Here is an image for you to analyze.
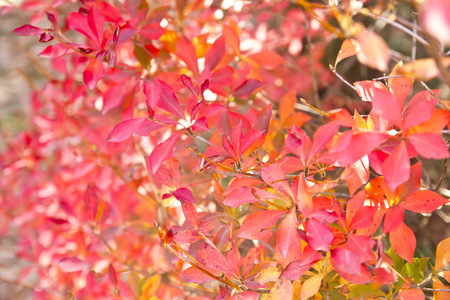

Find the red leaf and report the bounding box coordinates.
[277,208,301,260]
[408,133,450,159]
[176,38,199,78]
[390,222,416,263]
[223,186,260,208]
[205,35,225,71]
[180,200,199,229]
[372,87,402,127]
[356,30,390,72]
[108,117,147,143]
[305,219,333,251]
[348,206,378,231]
[383,205,405,233]
[225,242,241,277]
[347,234,375,262]
[372,267,398,285]
[83,59,105,90]
[382,141,410,190]
[148,132,181,174]
[241,130,264,160]
[401,190,449,213]
[12,24,44,36]
[59,257,90,273]
[389,68,413,108]
[38,44,75,58]
[331,248,361,276]
[248,50,285,70]
[180,266,214,283]
[198,246,234,277]
[173,188,196,204]
[238,210,287,240]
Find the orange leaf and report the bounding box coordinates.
[280,91,296,125]
[397,57,450,81]
[248,50,285,70]
[335,39,359,67]
[434,270,450,299]
[436,237,450,270]
[390,222,416,264]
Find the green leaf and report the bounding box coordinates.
[405,257,429,283]
[134,45,150,69]
[347,284,386,298]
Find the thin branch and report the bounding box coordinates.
[360,9,429,47]
[329,65,357,91]
[434,158,448,191]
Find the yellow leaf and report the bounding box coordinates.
[254,267,281,285]
[300,273,324,300]
[433,270,450,300]
[141,274,161,297]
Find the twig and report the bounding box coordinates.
[360,9,429,47]
[435,158,448,191]
[329,65,357,91]
[424,35,450,89]
[419,81,449,111]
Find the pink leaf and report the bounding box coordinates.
[108,264,118,288]
[140,23,164,40]
[84,186,99,222]
[108,117,147,143]
[401,190,449,213]
[353,80,388,102]
[382,141,410,190]
[277,208,301,260]
[309,122,339,162]
[176,38,199,78]
[347,234,375,262]
[205,35,225,71]
[87,6,104,46]
[58,257,90,273]
[305,219,333,251]
[390,222,416,264]
[223,186,260,208]
[83,59,105,90]
[281,247,322,280]
[331,248,361,276]
[408,133,450,159]
[173,229,202,244]
[372,87,402,127]
[356,30,390,72]
[66,12,98,47]
[181,266,215,284]
[12,24,44,36]
[233,79,263,98]
[261,164,294,199]
[238,291,259,300]
[242,248,259,278]
[180,200,198,229]
[421,0,450,45]
[38,44,75,58]
[148,132,181,174]
[173,188,196,204]
[143,81,161,110]
[238,210,287,240]
[155,79,185,119]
